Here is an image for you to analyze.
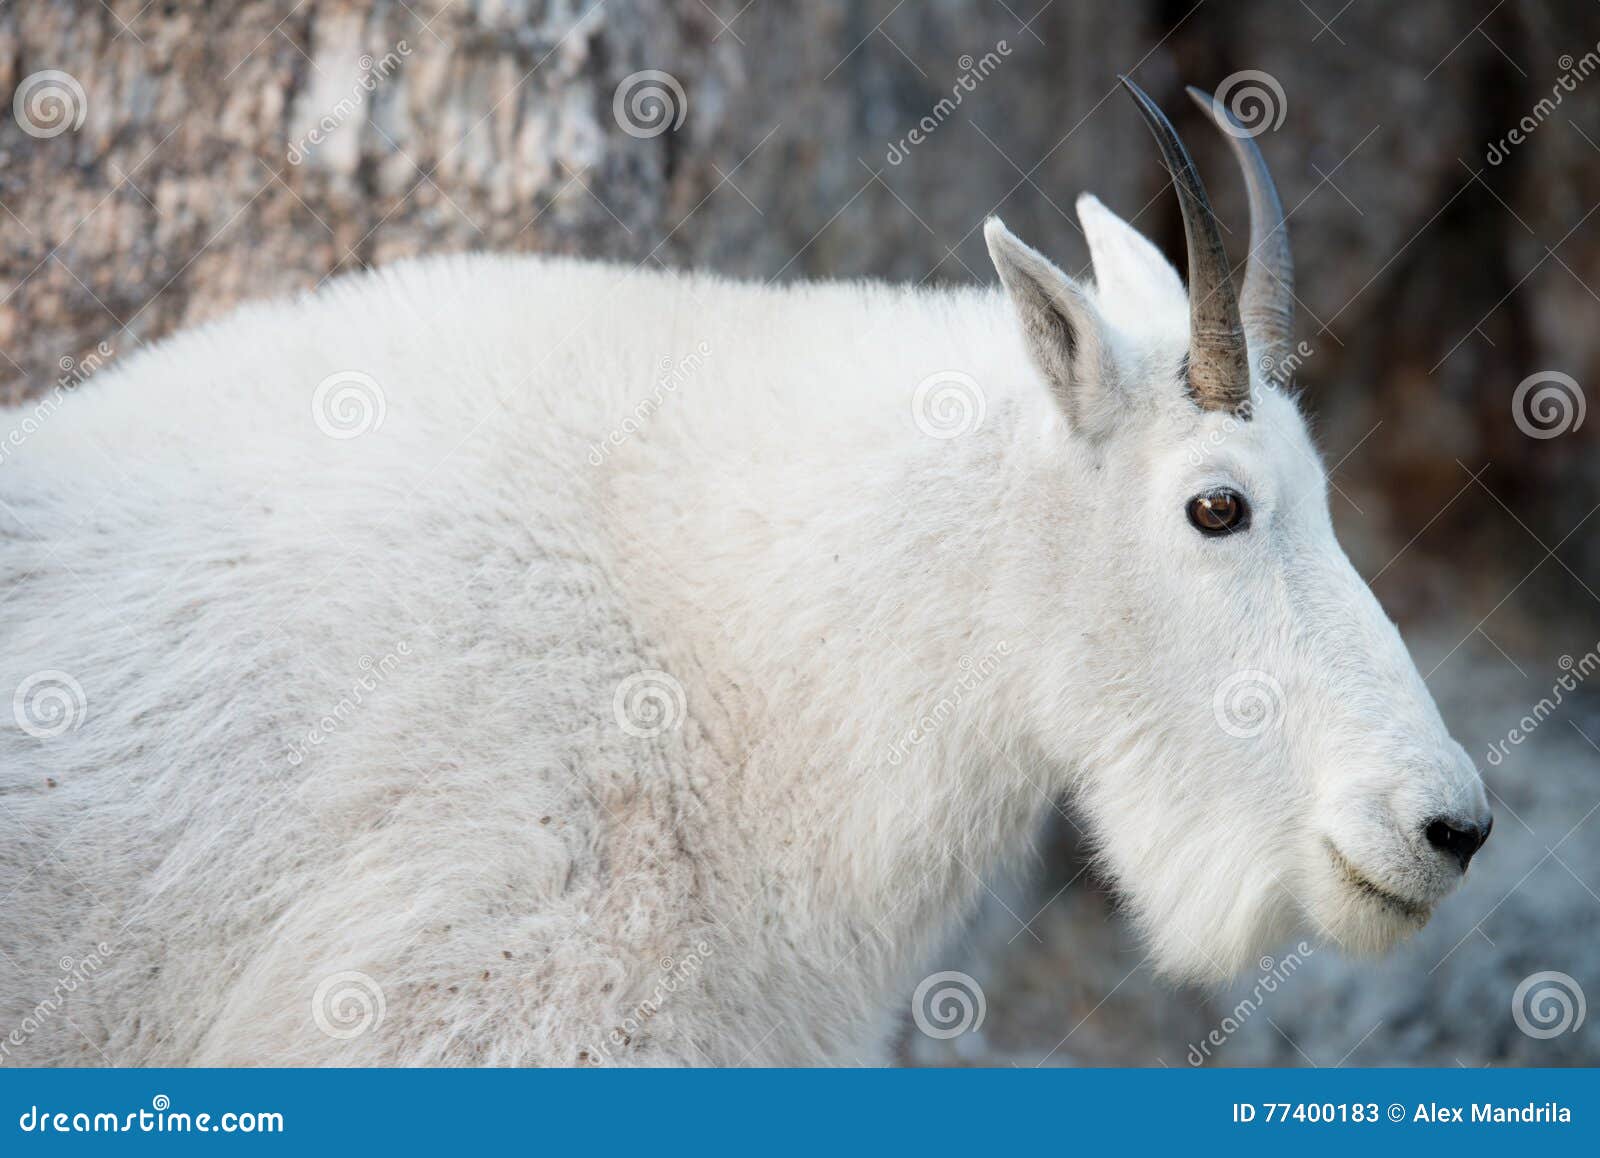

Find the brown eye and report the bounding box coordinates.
[1187,489,1249,536]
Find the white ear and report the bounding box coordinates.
[1075,193,1188,334]
[984,216,1119,437]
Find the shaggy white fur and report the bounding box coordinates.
[0,195,1486,1066]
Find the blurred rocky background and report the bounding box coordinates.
[2,0,1595,1065]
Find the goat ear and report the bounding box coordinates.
[1075,193,1187,333]
[984,217,1116,435]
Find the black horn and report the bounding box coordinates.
[1118,76,1250,414]
[1186,85,1294,383]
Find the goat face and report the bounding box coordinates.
[982,81,1490,981]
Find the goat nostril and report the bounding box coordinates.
[1424,816,1491,872]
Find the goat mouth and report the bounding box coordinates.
[1324,841,1431,922]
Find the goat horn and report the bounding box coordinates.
[1118,76,1250,414]
[1186,85,1294,384]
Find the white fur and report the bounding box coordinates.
[0,198,1487,1066]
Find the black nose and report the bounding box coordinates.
[1424,815,1492,871]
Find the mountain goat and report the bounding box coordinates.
[0,81,1489,1066]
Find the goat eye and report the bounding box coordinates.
[1187,489,1249,536]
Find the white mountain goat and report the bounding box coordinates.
[0,81,1489,1066]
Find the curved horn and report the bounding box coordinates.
[1118,76,1249,413]
[1186,85,1294,381]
